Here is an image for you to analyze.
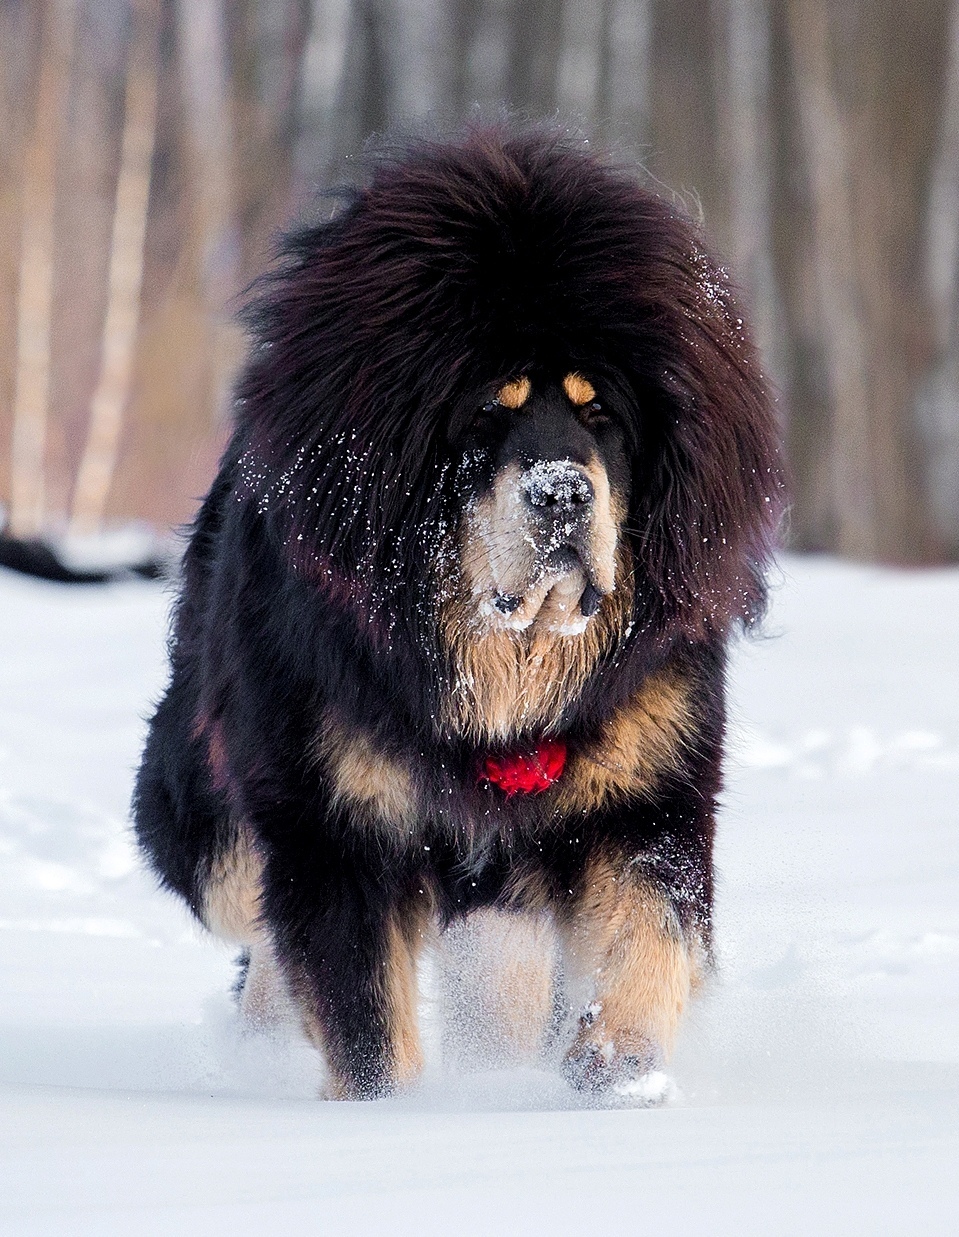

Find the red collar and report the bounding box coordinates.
[480,739,567,796]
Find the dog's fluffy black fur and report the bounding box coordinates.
[134,123,783,1100]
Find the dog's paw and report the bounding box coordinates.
[563,1042,676,1106]
[562,1011,675,1106]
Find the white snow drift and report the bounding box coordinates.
[0,555,956,1235]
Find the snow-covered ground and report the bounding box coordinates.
[0,556,956,1235]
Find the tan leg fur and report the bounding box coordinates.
[558,855,703,1089]
[382,908,430,1088]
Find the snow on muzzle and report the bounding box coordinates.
[463,458,620,634]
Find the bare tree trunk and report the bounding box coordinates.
[851,120,933,563]
[230,0,310,280]
[712,0,782,383]
[68,0,159,536]
[45,6,129,527]
[0,4,38,513]
[175,0,242,424]
[648,0,724,233]
[454,0,510,113]
[447,0,483,114]
[920,0,959,551]
[9,0,76,537]
[319,0,395,181]
[390,0,454,122]
[603,0,653,148]
[785,0,877,559]
[507,0,564,116]
[926,0,959,355]
[557,0,608,121]
[297,0,352,187]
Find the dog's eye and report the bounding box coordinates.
[469,401,500,434]
[579,401,611,428]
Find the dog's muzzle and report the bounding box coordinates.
[488,461,601,620]
[466,457,616,634]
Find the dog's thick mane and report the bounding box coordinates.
[234,121,784,653]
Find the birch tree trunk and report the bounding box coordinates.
[230,0,310,281]
[557,0,608,122]
[297,0,353,186]
[390,0,454,122]
[0,4,37,516]
[785,0,877,559]
[786,0,935,561]
[712,0,782,382]
[447,0,483,114]
[175,0,242,424]
[603,0,653,148]
[920,0,959,552]
[9,0,76,537]
[648,0,724,233]
[319,0,394,180]
[508,0,564,116]
[926,0,959,353]
[69,0,159,536]
[452,0,510,113]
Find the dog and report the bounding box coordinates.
[134,123,783,1101]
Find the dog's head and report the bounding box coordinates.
[236,123,784,735]
[433,365,638,741]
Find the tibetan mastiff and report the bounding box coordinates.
[134,123,783,1101]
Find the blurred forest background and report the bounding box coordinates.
[2,0,959,562]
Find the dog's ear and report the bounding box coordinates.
[629,244,785,638]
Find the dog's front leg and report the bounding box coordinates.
[557,853,704,1101]
[271,873,429,1101]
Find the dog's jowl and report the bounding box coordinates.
[134,123,783,1101]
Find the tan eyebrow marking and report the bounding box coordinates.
[563,373,596,406]
[496,376,532,409]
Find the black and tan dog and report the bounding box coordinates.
[134,123,783,1101]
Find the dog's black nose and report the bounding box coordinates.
[521,461,593,514]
